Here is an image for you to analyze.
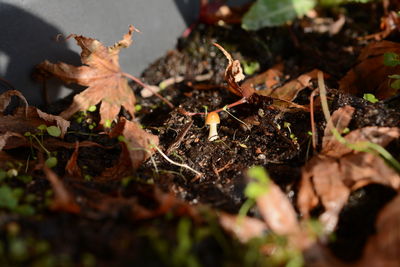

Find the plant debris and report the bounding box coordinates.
[1,1,400,266]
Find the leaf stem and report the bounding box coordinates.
[122,72,174,109]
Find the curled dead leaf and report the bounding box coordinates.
[110,118,159,170]
[42,163,80,213]
[36,26,138,126]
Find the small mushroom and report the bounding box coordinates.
[205,112,220,141]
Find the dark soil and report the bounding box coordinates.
[1,2,400,266]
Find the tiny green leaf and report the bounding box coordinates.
[0,186,18,209]
[363,93,379,103]
[135,104,142,112]
[46,126,61,137]
[245,166,270,199]
[45,157,58,168]
[242,0,316,30]
[388,74,400,79]
[37,124,47,131]
[391,79,400,90]
[243,61,260,75]
[88,105,97,112]
[383,52,400,67]
[104,119,112,128]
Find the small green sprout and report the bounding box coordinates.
[46,126,61,137]
[388,74,400,90]
[363,93,379,103]
[87,105,97,112]
[45,157,58,168]
[134,104,142,112]
[104,119,112,128]
[283,122,298,143]
[242,60,260,76]
[383,52,400,67]
[239,166,271,218]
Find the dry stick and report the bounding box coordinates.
[309,88,319,150]
[122,72,175,109]
[154,145,202,177]
[181,97,247,116]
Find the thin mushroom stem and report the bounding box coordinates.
[208,123,218,141]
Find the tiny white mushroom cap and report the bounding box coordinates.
[205,112,220,141]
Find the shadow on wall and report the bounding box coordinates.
[0,3,80,106]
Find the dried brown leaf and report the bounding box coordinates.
[299,156,350,232]
[242,63,284,91]
[339,41,400,99]
[218,212,268,243]
[43,164,80,213]
[299,106,400,232]
[65,142,81,178]
[257,69,321,102]
[256,180,300,236]
[0,90,28,113]
[359,194,400,267]
[110,118,159,169]
[36,26,138,125]
[214,43,253,98]
[0,106,69,139]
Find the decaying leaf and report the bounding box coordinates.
[298,106,400,232]
[0,91,70,146]
[36,26,138,125]
[219,212,268,243]
[256,179,300,236]
[0,90,28,113]
[359,194,400,267]
[110,118,159,170]
[241,63,284,91]
[339,41,400,99]
[214,43,250,97]
[214,44,307,111]
[256,69,321,102]
[43,163,80,213]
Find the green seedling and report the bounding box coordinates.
[25,124,61,168]
[242,60,260,76]
[239,166,271,218]
[135,104,142,112]
[363,93,379,103]
[383,52,400,89]
[87,105,97,112]
[283,122,298,143]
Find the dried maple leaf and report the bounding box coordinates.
[36,26,138,125]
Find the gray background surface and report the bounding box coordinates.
[0,0,199,105]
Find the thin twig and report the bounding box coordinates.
[309,88,319,150]
[122,72,174,109]
[154,145,202,177]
